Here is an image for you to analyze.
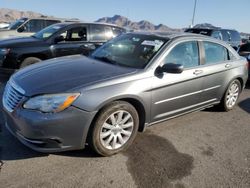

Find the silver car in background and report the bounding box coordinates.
[2,32,248,156]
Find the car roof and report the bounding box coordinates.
[126,31,213,40]
[187,27,239,32]
[52,22,125,29]
[20,17,68,21]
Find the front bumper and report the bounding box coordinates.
[3,106,97,153]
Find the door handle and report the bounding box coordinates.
[225,64,232,68]
[193,70,203,75]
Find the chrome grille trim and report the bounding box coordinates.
[3,79,25,112]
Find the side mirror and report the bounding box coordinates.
[161,63,184,74]
[54,35,65,43]
[17,26,25,33]
[83,43,96,50]
[81,44,96,56]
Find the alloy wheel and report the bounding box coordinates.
[226,81,240,108]
[100,110,134,150]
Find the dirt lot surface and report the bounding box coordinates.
[0,80,250,188]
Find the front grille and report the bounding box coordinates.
[3,80,25,112]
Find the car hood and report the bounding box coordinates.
[0,30,18,39]
[11,55,138,96]
[0,36,41,48]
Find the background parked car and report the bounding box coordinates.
[238,42,250,80]
[0,17,78,39]
[0,22,10,29]
[185,28,241,50]
[0,22,126,73]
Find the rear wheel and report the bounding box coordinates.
[20,57,41,68]
[89,101,139,156]
[220,79,241,111]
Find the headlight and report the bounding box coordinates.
[0,48,10,55]
[23,93,80,113]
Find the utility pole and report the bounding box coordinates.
[191,0,197,28]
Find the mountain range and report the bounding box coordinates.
[0,8,49,22]
[95,15,182,32]
[0,8,249,36]
[0,8,182,32]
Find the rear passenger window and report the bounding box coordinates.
[90,25,106,41]
[104,26,113,40]
[69,27,87,41]
[204,42,229,64]
[164,41,199,68]
[112,27,124,37]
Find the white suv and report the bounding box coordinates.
[0,17,75,39]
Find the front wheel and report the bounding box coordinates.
[89,101,139,156]
[20,57,41,68]
[220,79,241,111]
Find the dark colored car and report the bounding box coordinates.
[2,32,248,156]
[185,28,241,50]
[0,22,126,73]
[238,42,250,80]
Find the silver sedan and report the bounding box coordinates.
[2,32,248,156]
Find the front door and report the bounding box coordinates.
[151,40,205,122]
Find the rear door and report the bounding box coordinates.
[199,41,237,102]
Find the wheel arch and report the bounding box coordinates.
[235,77,244,91]
[87,96,147,139]
[85,97,147,148]
[18,53,48,68]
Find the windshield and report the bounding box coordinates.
[8,18,28,30]
[91,33,167,69]
[33,24,66,40]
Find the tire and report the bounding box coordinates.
[89,101,139,156]
[20,57,41,68]
[219,79,241,111]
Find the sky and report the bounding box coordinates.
[1,0,249,33]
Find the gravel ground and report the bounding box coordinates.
[0,80,249,188]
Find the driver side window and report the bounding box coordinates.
[56,27,87,43]
[163,41,199,69]
[23,19,44,32]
